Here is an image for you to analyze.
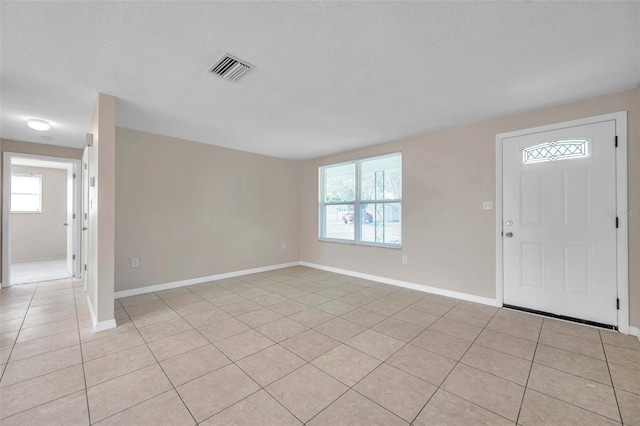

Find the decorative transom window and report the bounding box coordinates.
[522,139,589,164]
[319,153,402,247]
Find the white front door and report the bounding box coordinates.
[502,120,618,326]
[82,148,89,291]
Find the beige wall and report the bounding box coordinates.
[0,139,83,284]
[115,127,300,291]
[86,94,116,325]
[11,166,67,262]
[299,88,640,327]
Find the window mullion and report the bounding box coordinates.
[354,160,361,243]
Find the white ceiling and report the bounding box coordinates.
[1,1,638,160]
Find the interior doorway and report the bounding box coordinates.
[2,153,82,287]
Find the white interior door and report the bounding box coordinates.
[502,120,617,326]
[82,148,89,290]
[66,166,74,275]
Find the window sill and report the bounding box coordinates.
[319,238,402,250]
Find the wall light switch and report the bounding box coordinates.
[402,256,408,264]
[282,242,287,250]
[482,201,494,210]
[131,257,139,268]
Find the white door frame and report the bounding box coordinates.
[495,111,629,334]
[2,152,82,288]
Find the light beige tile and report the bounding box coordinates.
[79,318,136,343]
[253,293,289,306]
[312,344,381,386]
[0,365,85,419]
[308,389,407,426]
[21,308,77,329]
[87,364,173,423]
[266,364,348,423]
[147,329,209,361]
[84,344,156,387]
[220,300,262,316]
[10,330,79,361]
[336,292,376,308]
[236,308,283,328]
[387,344,456,386]
[527,363,619,421]
[486,317,540,342]
[81,329,144,361]
[257,318,308,342]
[177,364,260,422]
[269,300,309,316]
[316,300,357,316]
[443,307,493,327]
[411,330,471,361]
[0,331,17,347]
[314,317,366,342]
[198,317,250,342]
[372,317,424,342]
[0,319,23,333]
[201,389,301,426]
[609,362,640,395]
[16,318,78,343]
[362,300,404,316]
[601,330,640,351]
[138,317,193,342]
[392,308,439,328]
[340,308,386,328]
[214,329,274,361]
[119,293,160,307]
[534,344,611,385]
[163,293,203,308]
[475,329,537,361]
[0,345,82,388]
[172,300,218,317]
[617,388,640,426]
[295,293,332,306]
[289,307,335,327]
[519,389,619,426]
[130,310,180,328]
[95,390,195,426]
[161,344,230,387]
[461,344,531,385]
[493,308,544,328]
[184,308,231,328]
[539,328,605,360]
[442,364,524,422]
[347,330,404,361]
[280,329,341,361]
[428,318,482,342]
[236,345,305,387]
[414,389,513,426]
[604,344,640,370]
[155,287,192,299]
[0,390,88,426]
[237,287,271,299]
[542,318,601,342]
[354,363,436,422]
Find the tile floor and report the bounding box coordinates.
[0,266,639,425]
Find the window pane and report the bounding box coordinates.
[323,205,354,240]
[12,175,40,194]
[323,163,355,202]
[360,154,401,201]
[360,203,401,245]
[12,194,40,212]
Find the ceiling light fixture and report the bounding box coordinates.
[27,119,50,131]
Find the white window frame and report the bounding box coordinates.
[11,173,42,214]
[319,152,402,249]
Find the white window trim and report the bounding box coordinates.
[11,173,42,214]
[319,152,402,249]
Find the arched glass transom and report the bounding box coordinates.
[522,139,589,164]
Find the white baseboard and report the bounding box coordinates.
[629,326,640,342]
[114,262,301,299]
[300,261,500,307]
[86,293,117,332]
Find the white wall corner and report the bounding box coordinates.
[629,326,640,342]
[86,293,116,332]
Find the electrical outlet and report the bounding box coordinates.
[282,242,287,250]
[131,257,139,268]
[482,201,494,210]
[402,256,408,264]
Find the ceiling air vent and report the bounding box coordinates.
[207,53,254,82]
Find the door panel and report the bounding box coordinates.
[503,120,617,326]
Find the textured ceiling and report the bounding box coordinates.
[1,1,639,160]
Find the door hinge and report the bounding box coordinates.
[73,173,76,179]
[73,213,76,219]
[616,298,620,310]
[84,264,87,271]
[615,136,618,148]
[616,217,619,228]
[72,254,76,260]
[84,213,87,220]
[84,163,87,170]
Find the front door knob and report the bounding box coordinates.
[505,232,514,238]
